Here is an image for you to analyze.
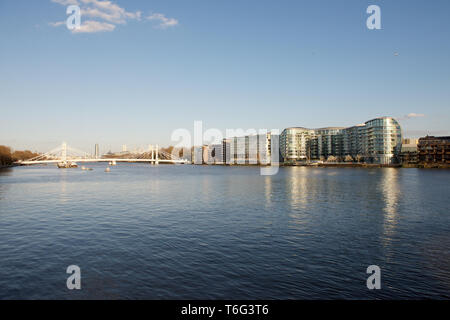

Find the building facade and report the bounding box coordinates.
[399,143,419,165]
[342,124,366,160]
[194,133,277,165]
[235,136,247,164]
[280,117,402,164]
[208,144,224,164]
[418,136,450,164]
[223,139,231,164]
[257,133,272,165]
[279,128,314,163]
[192,146,203,164]
[94,144,100,159]
[364,117,402,164]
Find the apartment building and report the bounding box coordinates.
[280,117,402,164]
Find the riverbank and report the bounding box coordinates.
[0,164,17,169]
[318,163,401,168]
[402,163,450,169]
[280,162,402,168]
[281,162,449,169]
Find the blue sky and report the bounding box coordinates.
[1,0,449,153]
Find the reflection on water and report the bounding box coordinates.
[0,168,13,201]
[264,176,272,208]
[380,169,400,249]
[201,174,212,203]
[287,167,310,211]
[285,167,315,230]
[0,165,449,299]
[0,167,13,176]
[59,169,68,204]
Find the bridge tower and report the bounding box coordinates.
[61,142,67,162]
[151,145,154,162]
[155,144,159,165]
[148,145,155,164]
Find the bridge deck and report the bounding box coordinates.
[18,159,188,165]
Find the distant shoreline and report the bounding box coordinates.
[0,164,17,169]
[196,163,449,169]
[282,163,449,169]
[6,163,450,169]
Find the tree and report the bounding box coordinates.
[164,146,174,155]
[1,146,41,166]
[344,155,354,162]
[356,154,363,163]
[327,155,337,162]
[0,145,13,166]
[12,150,39,161]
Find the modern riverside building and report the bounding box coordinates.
[247,135,258,164]
[313,127,345,160]
[364,117,402,164]
[279,127,314,162]
[208,143,224,164]
[195,133,277,165]
[235,136,247,164]
[202,145,209,164]
[257,133,272,165]
[192,146,203,164]
[94,144,100,159]
[228,133,277,165]
[342,124,366,160]
[223,139,231,164]
[280,117,402,164]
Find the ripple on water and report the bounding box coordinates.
[0,165,449,299]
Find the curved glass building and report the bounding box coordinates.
[364,117,402,164]
[280,117,402,164]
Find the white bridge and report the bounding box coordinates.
[17,142,189,166]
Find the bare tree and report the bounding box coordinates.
[327,155,337,162]
[344,155,354,162]
[0,145,12,166]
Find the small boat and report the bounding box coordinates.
[111,160,117,166]
[81,166,86,170]
[57,161,78,169]
[105,167,111,172]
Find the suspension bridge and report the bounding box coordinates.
[16,142,189,166]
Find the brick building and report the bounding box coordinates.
[418,136,450,164]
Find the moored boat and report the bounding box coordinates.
[57,161,78,168]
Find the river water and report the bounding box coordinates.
[0,165,449,299]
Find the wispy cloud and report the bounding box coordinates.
[405,113,425,118]
[80,0,141,24]
[49,21,66,27]
[50,0,176,33]
[72,20,115,33]
[397,113,426,121]
[51,0,79,5]
[147,13,179,29]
